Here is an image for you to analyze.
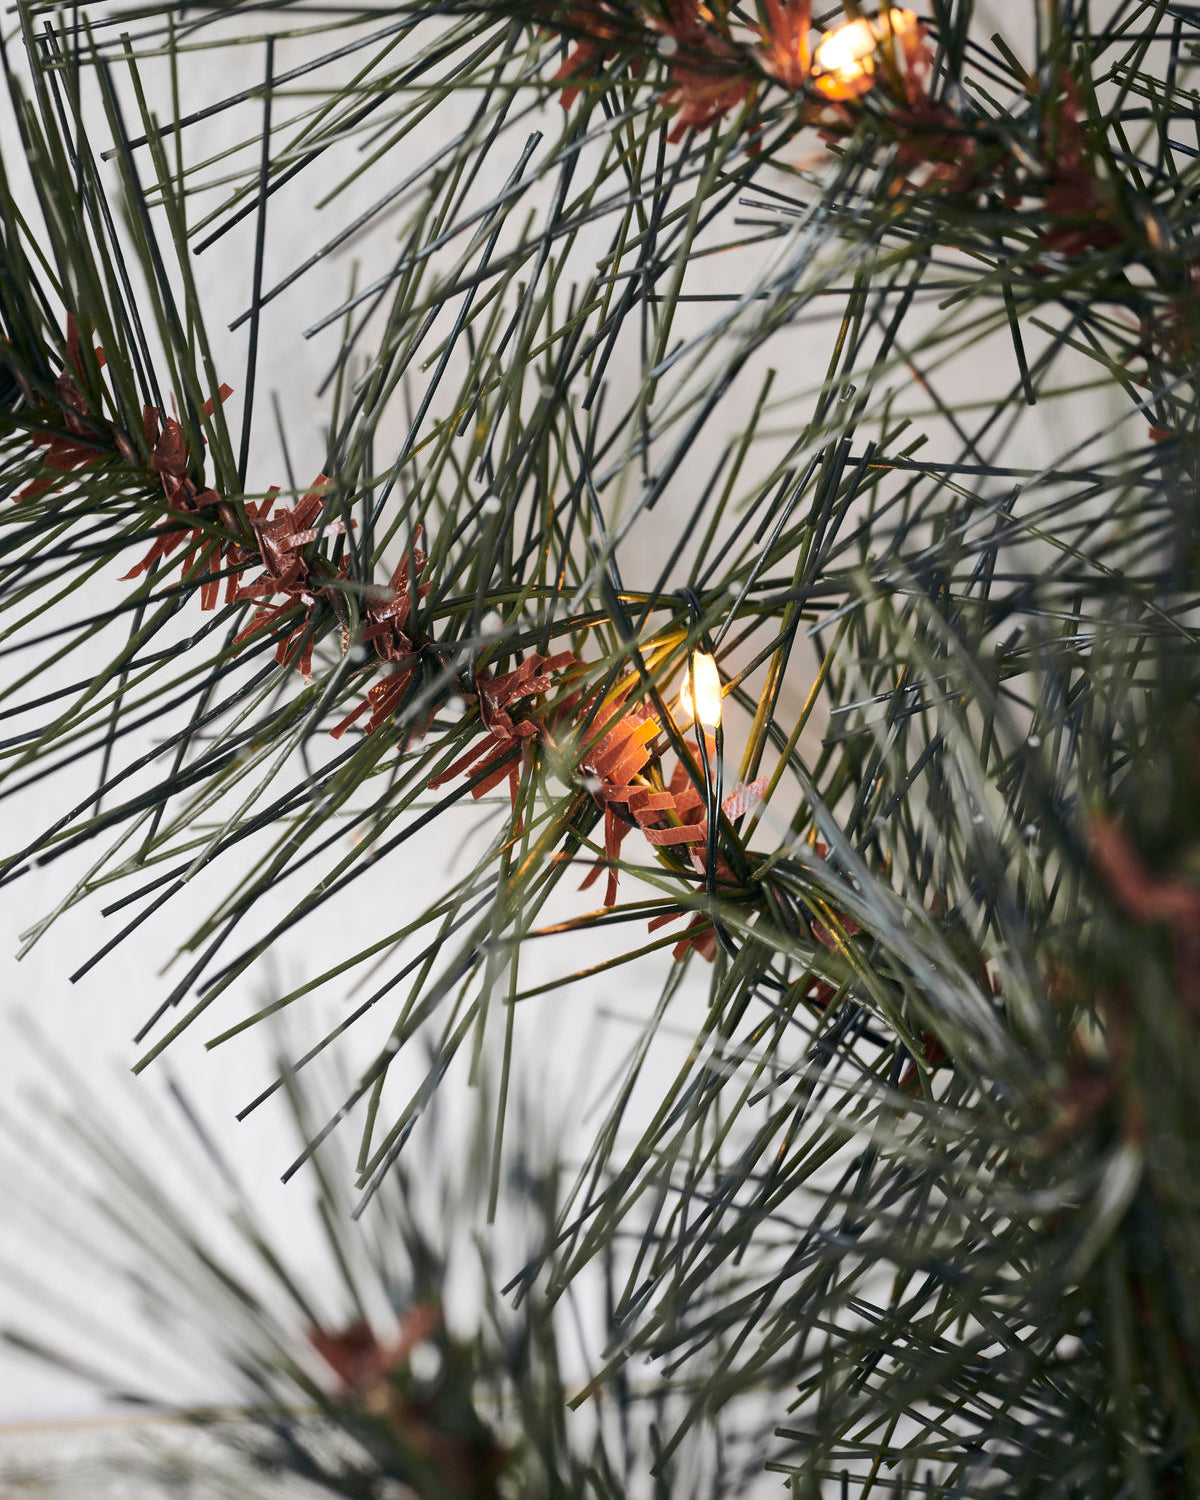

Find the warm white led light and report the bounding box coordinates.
[811,11,921,99]
[813,17,876,77]
[677,650,722,730]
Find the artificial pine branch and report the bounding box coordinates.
[1,0,1199,1492]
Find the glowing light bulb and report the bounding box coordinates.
[812,10,921,100]
[678,650,722,730]
[812,17,878,97]
[815,17,875,72]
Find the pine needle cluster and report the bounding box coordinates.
[1,0,1199,1493]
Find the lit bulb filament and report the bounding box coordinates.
[678,651,722,730]
[814,18,876,75]
[812,10,918,99]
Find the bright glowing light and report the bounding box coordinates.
[811,11,921,99]
[677,651,722,730]
[813,17,876,76]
